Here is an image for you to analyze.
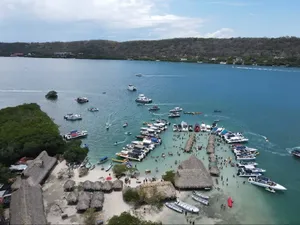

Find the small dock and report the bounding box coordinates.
[206,135,220,177]
[184,134,196,153]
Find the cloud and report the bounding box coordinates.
[205,28,234,38]
[207,1,257,6]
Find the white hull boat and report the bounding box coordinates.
[128,84,137,91]
[265,187,276,193]
[175,200,199,213]
[248,176,287,191]
[170,107,183,113]
[165,202,183,213]
[192,191,209,200]
[237,162,258,167]
[105,162,113,172]
[236,155,256,161]
[192,195,209,206]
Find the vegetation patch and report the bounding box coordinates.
[162,170,175,185]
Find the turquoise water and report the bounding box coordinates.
[0,57,300,224]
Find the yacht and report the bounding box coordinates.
[234,149,259,156]
[128,84,137,91]
[168,112,180,118]
[291,149,300,158]
[248,176,287,191]
[63,130,88,140]
[236,154,256,161]
[237,162,258,167]
[181,121,188,132]
[88,107,99,112]
[175,200,199,213]
[192,191,209,200]
[135,94,152,104]
[170,107,183,113]
[237,168,262,177]
[192,195,209,206]
[149,105,160,111]
[76,97,89,103]
[165,202,183,213]
[64,113,82,121]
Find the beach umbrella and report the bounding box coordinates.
[106,176,112,181]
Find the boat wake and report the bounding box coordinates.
[0,89,44,93]
[203,114,231,120]
[263,149,291,157]
[152,112,169,116]
[145,103,192,106]
[233,66,300,73]
[142,74,184,78]
[245,132,268,141]
[286,146,300,154]
[113,137,128,146]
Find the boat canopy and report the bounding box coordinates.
[211,127,218,132]
[151,137,158,143]
[220,129,228,135]
[134,145,144,149]
[99,156,108,161]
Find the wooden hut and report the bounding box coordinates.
[93,181,103,191]
[10,179,47,225]
[112,179,123,191]
[206,143,215,154]
[92,192,104,202]
[66,191,78,205]
[64,180,76,192]
[76,200,90,213]
[83,180,94,192]
[102,181,113,193]
[90,192,104,211]
[174,155,213,190]
[78,191,91,202]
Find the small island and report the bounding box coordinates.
[45,90,58,100]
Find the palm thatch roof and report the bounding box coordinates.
[12,151,57,189]
[90,199,103,211]
[137,181,176,201]
[209,166,220,177]
[79,167,89,177]
[174,155,213,189]
[92,192,105,202]
[76,200,90,212]
[184,134,195,153]
[93,181,103,191]
[112,179,123,191]
[206,143,215,154]
[10,179,47,225]
[66,191,78,205]
[64,180,76,192]
[102,181,113,193]
[78,191,91,202]
[83,180,94,191]
[208,135,215,143]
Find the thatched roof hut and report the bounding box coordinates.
[64,180,76,192]
[10,179,47,225]
[83,180,94,192]
[206,143,215,154]
[184,133,195,153]
[76,200,90,213]
[92,192,105,202]
[79,167,89,177]
[12,151,57,189]
[78,191,91,202]
[90,199,103,211]
[66,191,78,205]
[93,181,103,191]
[112,179,123,191]
[209,166,220,177]
[208,135,215,143]
[137,181,176,201]
[174,155,213,190]
[102,181,113,193]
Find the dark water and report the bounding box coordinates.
[0,57,299,224]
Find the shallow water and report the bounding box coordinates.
[0,57,299,224]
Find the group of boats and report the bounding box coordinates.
[168,107,183,118]
[115,119,169,161]
[211,127,249,144]
[165,191,210,214]
[173,121,217,132]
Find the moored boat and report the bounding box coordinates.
[175,200,199,213]
[98,156,108,164]
[111,158,128,163]
[165,202,183,213]
[194,123,200,132]
[149,105,160,111]
[64,130,88,140]
[237,168,262,177]
[105,162,113,172]
[188,125,193,132]
[248,176,287,191]
[76,97,89,103]
[192,195,209,206]
[168,112,180,118]
[192,191,209,200]
[236,155,256,161]
[64,113,82,121]
[237,162,258,167]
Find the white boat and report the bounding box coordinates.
[192,191,209,200]
[192,195,209,206]
[181,121,188,132]
[234,149,258,155]
[237,169,262,177]
[168,113,180,118]
[236,155,256,161]
[225,136,249,144]
[173,124,178,132]
[128,84,137,91]
[64,113,82,121]
[76,97,89,103]
[105,162,113,172]
[135,94,152,104]
[237,162,258,167]
[249,168,266,173]
[170,107,183,113]
[88,107,99,112]
[175,200,199,213]
[63,130,88,140]
[248,176,287,191]
[165,202,183,213]
[265,187,276,193]
[123,123,128,127]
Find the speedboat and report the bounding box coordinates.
[63,130,88,140]
[88,107,99,112]
[105,162,113,172]
[149,105,160,111]
[76,97,89,103]
[265,187,276,193]
[98,156,108,164]
[194,123,200,132]
[128,84,137,91]
[291,149,300,158]
[175,200,199,213]
[237,162,258,167]
[168,113,180,118]
[192,191,209,200]
[248,176,287,191]
[136,73,142,77]
[123,123,128,128]
[214,110,222,113]
[64,113,82,121]
[188,125,193,132]
[170,107,183,113]
[165,202,183,213]
[181,121,188,132]
[237,168,262,177]
[236,155,256,161]
[135,94,152,104]
[192,195,209,206]
[248,168,266,173]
